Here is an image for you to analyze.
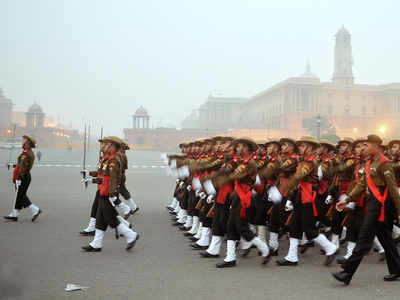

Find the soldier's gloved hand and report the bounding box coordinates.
[81,176,93,184]
[15,180,21,189]
[206,194,215,204]
[109,196,117,207]
[160,153,169,165]
[199,192,207,200]
[338,194,348,203]
[325,195,332,205]
[318,165,324,180]
[346,202,356,210]
[268,186,282,204]
[179,182,185,189]
[195,189,201,197]
[186,185,192,192]
[176,179,181,184]
[177,165,190,179]
[203,179,217,195]
[255,174,261,186]
[285,200,294,211]
[192,177,202,191]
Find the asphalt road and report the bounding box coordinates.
[0,165,399,300]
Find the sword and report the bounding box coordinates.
[81,124,88,188]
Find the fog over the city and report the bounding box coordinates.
[1,0,399,136]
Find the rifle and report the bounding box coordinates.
[81,124,88,188]
[206,203,215,218]
[98,127,103,162]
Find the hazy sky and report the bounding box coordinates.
[1,0,399,136]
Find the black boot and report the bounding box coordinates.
[79,230,95,236]
[324,249,339,266]
[126,234,140,251]
[32,209,42,222]
[4,216,18,222]
[81,245,101,252]
[383,274,400,281]
[216,261,236,268]
[276,258,298,266]
[199,251,219,258]
[332,271,352,285]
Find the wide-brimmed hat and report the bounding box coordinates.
[337,137,354,147]
[255,139,268,146]
[265,139,281,149]
[102,136,122,147]
[296,136,320,147]
[352,137,365,147]
[23,135,36,148]
[319,139,336,152]
[388,139,400,148]
[231,137,259,152]
[361,134,383,145]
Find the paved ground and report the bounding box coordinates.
[0,164,399,300]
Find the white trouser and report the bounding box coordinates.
[117,223,137,244]
[344,242,356,259]
[196,227,211,246]
[126,198,137,210]
[189,216,199,235]
[224,240,236,262]
[257,226,267,244]
[285,238,299,262]
[194,222,203,239]
[90,229,105,249]
[8,209,20,217]
[251,236,269,257]
[118,202,131,215]
[84,217,96,232]
[177,209,187,224]
[184,216,193,229]
[29,204,39,216]
[374,236,385,254]
[269,232,279,251]
[207,236,222,255]
[314,234,338,256]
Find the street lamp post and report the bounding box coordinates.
[316,114,321,140]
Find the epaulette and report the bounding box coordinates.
[271,157,277,162]
[324,158,330,162]
[218,154,224,160]
[243,157,251,164]
[261,156,267,161]
[290,154,297,159]
[232,156,239,163]
[253,155,258,160]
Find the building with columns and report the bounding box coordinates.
[0,88,13,129]
[183,26,400,139]
[26,102,45,129]
[132,106,150,129]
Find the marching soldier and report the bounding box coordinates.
[269,136,338,267]
[82,136,139,252]
[333,135,400,285]
[118,142,140,217]
[4,135,42,222]
[204,137,271,268]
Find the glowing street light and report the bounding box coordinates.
[379,125,387,134]
[353,128,358,134]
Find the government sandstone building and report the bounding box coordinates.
[182,27,400,139]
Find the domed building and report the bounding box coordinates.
[132,105,150,129]
[26,102,45,129]
[0,88,13,129]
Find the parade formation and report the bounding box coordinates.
[3,134,141,253]
[163,135,400,285]
[3,132,400,288]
